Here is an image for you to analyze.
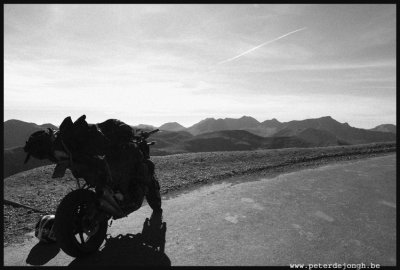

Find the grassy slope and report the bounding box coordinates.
[3,142,396,246]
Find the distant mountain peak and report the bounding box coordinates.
[261,118,282,129]
[201,117,216,122]
[159,122,186,132]
[239,115,256,120]
[370,124,396,134]
[268,118,281,123]
[187,116,260,135]
[162,121,182,126]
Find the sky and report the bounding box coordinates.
[4,4,396,129]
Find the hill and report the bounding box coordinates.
[370,124,396,134]
[159,122,186,132]
[274,116,396,145]
[260,118,282,128]
[186,116,260,136]
[184,130,266,152]
[183,130,314,152]
[4,120,58,149]
[150,130,193,155]
[295,128,349,146]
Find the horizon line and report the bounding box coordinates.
[3,115,395,130]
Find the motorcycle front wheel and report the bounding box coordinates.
[54,189,108,258]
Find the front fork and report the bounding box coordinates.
[81,201,110,236]
[81,160,154,229]
[81,186,124,232]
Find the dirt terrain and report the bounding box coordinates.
[3,142,396,246]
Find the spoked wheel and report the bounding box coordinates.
[55,189,108,258]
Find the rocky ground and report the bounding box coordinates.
[3,142,396,246]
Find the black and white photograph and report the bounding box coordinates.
[3,3,396,267]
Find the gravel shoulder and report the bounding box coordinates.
[3,142,396,247]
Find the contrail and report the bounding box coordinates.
[217,27,307,65]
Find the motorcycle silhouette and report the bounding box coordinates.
[24,115,164,258]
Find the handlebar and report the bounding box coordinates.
[148,129,160,135]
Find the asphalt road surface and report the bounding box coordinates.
[3,154,396,266]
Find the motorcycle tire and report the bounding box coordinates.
[54,189,108,258]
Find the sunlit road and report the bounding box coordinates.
[4,154,396,266]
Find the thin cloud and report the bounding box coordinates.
[217,27,307,65]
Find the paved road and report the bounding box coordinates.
[4,154,396,266]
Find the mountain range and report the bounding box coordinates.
[4,116,396,149]
[162,116,397,141]
[3,116,396,178]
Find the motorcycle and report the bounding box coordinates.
[25,117,163,258]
